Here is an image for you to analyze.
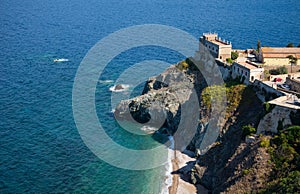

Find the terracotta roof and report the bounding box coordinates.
[262,47,300,58]
[235,61,260,70]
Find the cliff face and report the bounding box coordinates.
[115,63,208,150]
[190,86,266,193]
[257,104,297,134]
[115,60,270,193]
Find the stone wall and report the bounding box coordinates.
[257,104,296,134]
[286,76,300,93]
[218,46,231,60]
[263,58,291,66]
[252,80,285,102]
[215,60,231,80]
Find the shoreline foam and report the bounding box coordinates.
[168,150,198,194]
[109,84,130,92]
[161,136,175,194]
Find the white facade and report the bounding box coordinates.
[232,61,264,84]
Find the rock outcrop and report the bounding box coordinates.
[114,84,124,90]
[116,65,194,128]
[115,58,269,193]
[257,105,297,134]
[115,63,207,150]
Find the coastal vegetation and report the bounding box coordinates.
[242,124,256,137]
[269,66,288,75]
[201,82,246,118]
[231,51,239,60]
[178,60,189,70]
[263,102,276,114]
[260,125,300,193]
[117,54,299,194]
[257,40,261,51]
[226,58,233,64]
[287,55,298,64]
[286,42,300,48]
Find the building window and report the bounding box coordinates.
[245,72,247,76]
[251,76,254,81]
[209,46,210,49]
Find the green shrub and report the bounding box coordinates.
[263,102,275,113]
[260,136,270,148]
[242,125,256,137]
[231,51,239,60]
[242,169,250,175]
[176,60,189,70]
[201,85,226,110]
[185,58,197,70]
[286,42,294,47]
[201,84,247,118]
[226,58,233,64]
[269,66,288,75]
[261,126,300,193]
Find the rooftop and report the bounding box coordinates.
[202,33,231,46]
[268,96,300,110]
[210,39,231,46]
[262,47,300,58]
[235,61,261,70]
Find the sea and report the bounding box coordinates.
[0,0,299,193]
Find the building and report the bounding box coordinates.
[231,61,264,84]
[199,33,232,61]
[286,73,300,93]
[259,47,300,66]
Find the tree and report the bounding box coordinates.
[226,58,233,64]
[231,51,239,60]
[269,66,288,75]
[257,39,261,52]
[287,55,298,73]
[242,125,256,137]
[286,42,294,47]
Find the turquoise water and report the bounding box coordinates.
[0,0,299,193]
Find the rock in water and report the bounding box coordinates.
[115,84,124,90]
[114,64,206,143]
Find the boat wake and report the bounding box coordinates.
[99,80,114,84]
[53,58,69,62]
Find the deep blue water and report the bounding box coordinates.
[0,0,299,193]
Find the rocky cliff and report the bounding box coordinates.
[114,59,272,193]
[115,61,208,150]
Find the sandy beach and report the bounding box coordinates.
[168,150,197,194]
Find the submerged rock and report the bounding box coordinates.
[114,84,124,90]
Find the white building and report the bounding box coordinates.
[231,61,264,84]
[199,33,232,61]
